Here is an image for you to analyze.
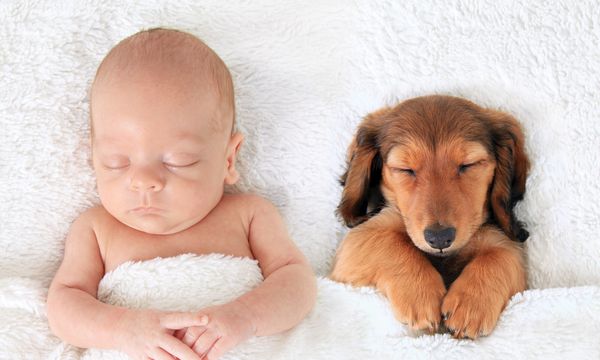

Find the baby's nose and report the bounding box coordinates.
[129,167,165,192]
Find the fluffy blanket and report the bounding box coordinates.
[0,254,598,359]
[1,0,600,358]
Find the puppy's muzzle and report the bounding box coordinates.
[424,224,456,250]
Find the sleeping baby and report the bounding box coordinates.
[47,28,317,360]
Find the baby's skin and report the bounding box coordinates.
[47,29,317,360]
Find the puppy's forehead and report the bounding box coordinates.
[386,140,489,164]
[385,139,430,164]
[379,97,494,156]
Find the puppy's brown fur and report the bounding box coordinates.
[331,95,529,339]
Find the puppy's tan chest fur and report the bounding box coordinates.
[425,253,471,289]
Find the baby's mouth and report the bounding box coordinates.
[130,206,163,214]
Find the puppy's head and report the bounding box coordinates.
[338,95,530,256]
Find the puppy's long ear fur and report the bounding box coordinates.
[487,110,531,242]
[338,109,389,228]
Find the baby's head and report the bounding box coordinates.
[90,28,243,235]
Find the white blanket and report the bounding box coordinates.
[1,0,600,358]
[0,254,598,359]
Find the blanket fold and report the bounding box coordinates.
[1,254,598,359]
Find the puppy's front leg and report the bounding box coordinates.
[442,227,526,339]
[377,237,447,333]
[331,210,446,332]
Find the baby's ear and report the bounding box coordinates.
[224,132,244,185]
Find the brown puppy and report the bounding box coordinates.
[330,95,530,339]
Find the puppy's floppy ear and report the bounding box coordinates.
[338,108,389,228]
[486,109,531,242]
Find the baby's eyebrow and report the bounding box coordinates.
[174,132,205,142]
[93,136,127,146]
[94,133,204,143]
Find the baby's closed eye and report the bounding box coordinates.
[163,160,200,168]
[163,154,201,168]
[101,156,130,170]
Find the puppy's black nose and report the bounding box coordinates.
[424,224,456,250]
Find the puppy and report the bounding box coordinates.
[330,95,530,339]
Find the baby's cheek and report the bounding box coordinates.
[96,172,129,195]
[97,179,129,212]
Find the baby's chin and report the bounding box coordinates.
[120,214,192,235]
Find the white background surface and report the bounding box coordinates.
[1,0,599,289]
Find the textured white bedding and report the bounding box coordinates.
[1,1,599,358]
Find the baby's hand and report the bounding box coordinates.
[116,308,208,360]
[176,302,256,360]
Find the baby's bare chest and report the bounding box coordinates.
[99,216,253,273]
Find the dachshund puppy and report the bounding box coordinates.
[330,95,530,339]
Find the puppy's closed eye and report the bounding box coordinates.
[458,160,487,174]
[390,167,416,177]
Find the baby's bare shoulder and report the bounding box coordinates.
[74,205,112,227]
[70,205,122,241]
[221,193,279,216]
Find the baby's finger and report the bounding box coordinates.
[204,338,228,360]
[161,312,209,330]
[174,328,186,340]
[159,335,201,360]
[192,330,219,358]
[182,326,207,347]
[149,347,176,360]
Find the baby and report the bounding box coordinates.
[47,28,317,360]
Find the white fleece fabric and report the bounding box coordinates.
[1,0,599,359]
[0,255,599,359]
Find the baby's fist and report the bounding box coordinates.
[180,301,256,359]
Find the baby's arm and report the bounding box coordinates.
[237,196,318,334]
[47,208,205,360]
[180,196,317,358]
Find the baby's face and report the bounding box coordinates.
[91,71,240,235]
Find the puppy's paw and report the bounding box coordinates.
[388,275,447,333]
[441,277,505,339]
